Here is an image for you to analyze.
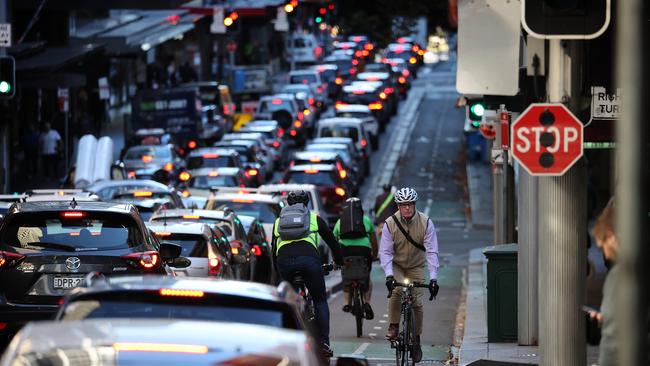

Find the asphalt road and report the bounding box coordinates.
[327,57,492,365]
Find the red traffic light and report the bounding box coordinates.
[319,7,327,15]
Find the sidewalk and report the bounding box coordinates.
[458,247,600,366]
[466,162,493,228]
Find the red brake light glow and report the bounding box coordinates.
[0,251,25,268]
[182,190,190,198]
[398,77,407,84]
[159,289,205,298]
[208,257,221,276]
[409,57,417,64]
[62,211,85,219]
[128,171,136,178]
[339,169,347,179]
[272,141,281,148]
[188,140,198,149]
[309,157,322,163]
[133,191,153,197]
[208,171,219,177]
[379,92,387,100]
[305,169,320,174]
[141,155,153,163]
[361,139,368,147]
[290,130,297,137]
[247,169,258,176]
[232,198,254,203]
[271,98,282,105]
[231,248,240,255]
[155,232,172,237]
[335,187,346,197]
[294,120,302,128]
[335,77,343,85]
[163,163,174,172]
[369,102,383,110]
[203,153,219,158]
[251,245,262,256]
[121,251,160,270]
[277,128,285,137]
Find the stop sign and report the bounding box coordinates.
[511,103,583,176]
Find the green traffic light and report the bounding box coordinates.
[472,121,480,128]
[0,81,10,94]
[470,103,485,117]
[315,16,322,23]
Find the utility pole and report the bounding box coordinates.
[0,0,9,193]
[538,39,587,366]
[493,105,515,245]
[615,0,649,364]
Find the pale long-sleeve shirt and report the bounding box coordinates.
[379,219,440,280]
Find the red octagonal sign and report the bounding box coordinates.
[511,103,583,176]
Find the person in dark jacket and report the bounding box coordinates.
[374,184,398,238]
[272,190,343,358]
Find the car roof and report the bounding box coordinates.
[87,179,170,191]
[289,164,336,172]
[342,84,376,93]
[146,222,212,236]
[281,84,311,91]
[357,72,390,79]
[190,167,241,176]
[312,136,354,144]
[209,193,280,204]
[10,319,310,362]
[318,117,364,126]
[335,104,371,113]
[187,147,238,157]
[223,132,265,140]
[313,64,338,71]
[288,69,318,76]
[240,125,276,132]
[74,276,298,303]
[260,93,295,101]
[150,208,229,221]
[9,201,133,214]
[20,192,101,203]
[214,140,256,148]
[293,151,340,160]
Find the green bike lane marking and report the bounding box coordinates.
[332,340,450,361]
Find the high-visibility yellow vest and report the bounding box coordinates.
[274,212,319,254]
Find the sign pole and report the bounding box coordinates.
[492,106,505,244]
[538,39,587,366]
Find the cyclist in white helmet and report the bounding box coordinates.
[379,187,440,363]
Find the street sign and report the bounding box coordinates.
[226,41,237,53]
[0,23,11,47]
[211,7,226,34]
[590,86,620,121]
[500,111,510,149]
[57,88,69,112]
[522,0,611,40]
[511,103,583,176]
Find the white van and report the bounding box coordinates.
[286,34,322,64]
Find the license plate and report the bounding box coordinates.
[53,276,84,289]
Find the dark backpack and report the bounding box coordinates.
[339,200,366,239]
[277,204,312,241]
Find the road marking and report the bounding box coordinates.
[424,198,433,217]
[352,342,370,355]
[383,314,388,318]
[379,320,387,323]
[373,326,382,330]
[368,333,377,337]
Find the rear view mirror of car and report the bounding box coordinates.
[169,256,192,268]
[160,241,182,260]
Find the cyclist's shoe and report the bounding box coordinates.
[320,342,334,358]
[386,323,399,340]
[342,304,351,313]
[412,336,423,363]
[363,302,374,320]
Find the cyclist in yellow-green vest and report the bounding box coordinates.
[271,190,343,359]
[374,184,398,236]
[333,197,378,320]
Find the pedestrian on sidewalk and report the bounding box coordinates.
[38,122,62,180]
[374,184,398,240]
[379,187,440,363]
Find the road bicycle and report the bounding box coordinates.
[341,256,370,338]
[387,280,435,366]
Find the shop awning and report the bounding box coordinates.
[72,10,201,54]
[15,43,104,73]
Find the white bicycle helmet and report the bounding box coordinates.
[394,187,418,204]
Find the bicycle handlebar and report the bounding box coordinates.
[387,281,435,301]
[322,263,338,275]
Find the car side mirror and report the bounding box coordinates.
[336,355,369,366]
[160,242,182,260]
[168,256,191,268]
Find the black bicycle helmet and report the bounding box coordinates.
[287,190,310,206]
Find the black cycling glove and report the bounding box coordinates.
[429,279,440,298]
[386,275,395,292]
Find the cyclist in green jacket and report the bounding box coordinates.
[333,197,378,319]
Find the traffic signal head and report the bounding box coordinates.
[224,11,238,27]
[315,16,322,24]
[468,98,485,122]
[0,56,15,99]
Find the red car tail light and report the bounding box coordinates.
[0,251,25,268]
[251,245,263,256]
[277,128,285,137]
[361,139,368,147]
[163,163,174,172]
[335,187,346,197]
[121,251,161,270]
[208,257,221,276]
[368,102,383,110]
[335,77,343,85]
[290,130,297,137]
[247,169,258,176]
[272,141,281,148]
[179,171,191,182]
[187,140,198,149]
[398,77,406,84]
[61,211,85,219]
[141,155,153,163]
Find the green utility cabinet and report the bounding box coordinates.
[483,244,518,342]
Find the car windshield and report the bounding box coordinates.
[288,171,336,186]
[187,156,235,169]
[289,74,317,84]
[209,200,279,223]
[305,146,352,164]
[319,126,360,141]
[337,111,369,119]
[0,212,143,251]
[191,176,238,189]
[60,294,296,329]
[159,234,208,257]
[124,146,172,160]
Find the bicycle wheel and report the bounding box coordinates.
[403,309,413,366]
[408,307,417,366]
[353,287,363,338]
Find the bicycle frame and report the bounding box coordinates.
[388,281,431,366]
